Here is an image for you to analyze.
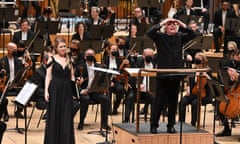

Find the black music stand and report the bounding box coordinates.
[80,40,103,53]
[87,67,120,144]
[89,25,103,40]
[102,25,114,39]
[0,7,17,56]
[137,24,153,37]
[178,15,204,25]
[137,0,160,18]
[129,37,144,54]
[98,0,118,7]
[143,36,155,50]
[13,81,38,144]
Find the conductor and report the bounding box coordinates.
[147,18,196,134]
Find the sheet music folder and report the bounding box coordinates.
[15,81,38,107]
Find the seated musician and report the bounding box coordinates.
[86,7,104,31]
[69,39,85,68]
[37,7,55,22]
[0,42,24,120]
[99,6,116,25]
[179,52,212,126]
[116,36,128,57]
[130,7,149,25]
[216,49,240,137]
[71,22,90,41]
[75,49,110,130]
[27,47,53,120]
[104,44,126,115]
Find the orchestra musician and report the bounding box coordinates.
[0,42,24,119]
[213,0,236,53]
[179,52,212,127]
[71,22,90,41]
[99,6,116,25]
[69,39,85,68]
[75,49,110,130]
[147,18,196,134]
[104,44,126,115]
[12,19,34,47]
[131,7,149,25]
[86,6,104,31]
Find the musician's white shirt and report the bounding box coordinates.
[109,57,117,70]
[21,31,27,41]
[86,63,95,89]
[8,57,15,82]
[142,62,153,92]
[119,49,124,57]
[222,10,227,27]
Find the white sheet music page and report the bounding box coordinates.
[15,81,38,106]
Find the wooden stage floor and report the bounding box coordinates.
[2,97,240,144]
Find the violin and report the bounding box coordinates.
[0,61,7,92]
[192,75,208,98]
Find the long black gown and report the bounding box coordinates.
[45,57,75,144]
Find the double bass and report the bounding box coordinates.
[219,80,240,118]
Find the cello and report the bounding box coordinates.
[219,68,240,118]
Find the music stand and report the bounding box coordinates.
[31,38,45,53]
[13,81,38,144]
[137,24,153,37]
[129,37,144,54]
[98,0,118,7]
[137,0,160,18]
[89,25,104,40]
[178,15,203,25]
[88,67,120,144]
[102,25,114,39]
[80,40,103,53]
[143,36,155,50]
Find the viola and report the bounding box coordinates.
[219,81,240,118]
[192,75,208,99]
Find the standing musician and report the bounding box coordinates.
[213,0,236,53]
[0,42,24,119]
[147,18,196,134]
[75,49,110,130]
[179,52,212,127]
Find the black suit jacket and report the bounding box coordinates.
[12,30,34,45]
[71,32,90,41]
[104,56,122,70]
[193,0,210,9]
[213,8,236,29]
[174,6,197,19]
[0,56,24,78]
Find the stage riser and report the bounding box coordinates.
[112,125,213,144]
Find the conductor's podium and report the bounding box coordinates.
[112,123,213,144]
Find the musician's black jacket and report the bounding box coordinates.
[147,24,196,69]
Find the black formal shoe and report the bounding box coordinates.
[150,127,158,134]
[215,127,231,137]
[15,111,24,119]
[77,123,83,130]
[3,114,9,122]
[167,127,177,134]
[101,124,111,131]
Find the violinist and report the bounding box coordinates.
[86,7,104,32]
[99,6,116,25]
[75,49,110,130]
[71,22,90,41]
[131,7,149,25]
[104,44,125,115]
[0,42,24,119]
[179,52,212,127]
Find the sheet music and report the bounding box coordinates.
[15,81,37,106]
[89,67,120,75]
